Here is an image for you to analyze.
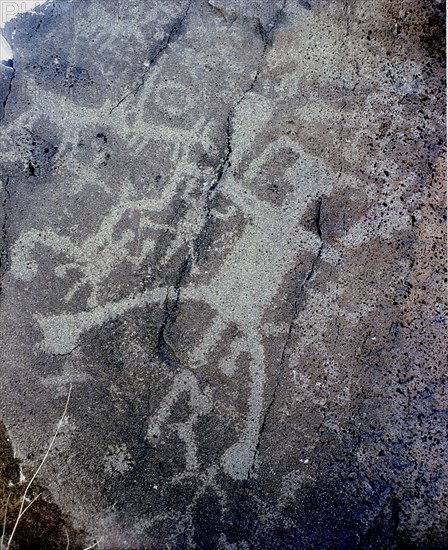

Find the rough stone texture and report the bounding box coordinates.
[0,0,446,548]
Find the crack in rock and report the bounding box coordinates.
[248,197,324,478]
[196,0,288,264]
[0,176,11,298]
[0,64,14,122]
[110,0,194,115]
[154,255,192,368]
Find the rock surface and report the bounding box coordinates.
[0,0,446,548]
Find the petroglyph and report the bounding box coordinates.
[34,286,167,354]
[0,0,445,546]
[13,122,395,481]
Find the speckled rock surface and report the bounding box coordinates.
[0,1,446,548]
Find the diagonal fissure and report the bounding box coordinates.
[109,0,194,115]
[249,196,324,478]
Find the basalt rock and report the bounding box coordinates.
[0,0,446,548]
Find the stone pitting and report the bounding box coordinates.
[0,0,446,548]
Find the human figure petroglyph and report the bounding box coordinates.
[11,161,333,482]
[9,81,411,482]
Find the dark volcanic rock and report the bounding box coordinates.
[0,0,446,548]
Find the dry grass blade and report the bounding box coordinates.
[83,536,103,550]
[6,384,72,548]
[1,493,11,549]
[19,493,42,519]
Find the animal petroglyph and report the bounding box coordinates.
[10,89,389,479]
[1,0,445,545]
